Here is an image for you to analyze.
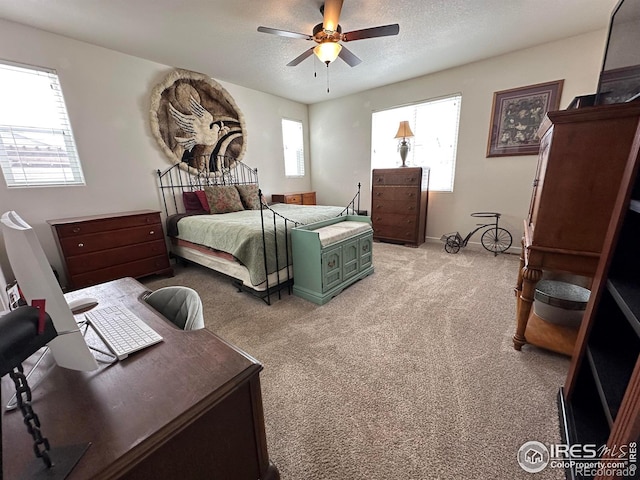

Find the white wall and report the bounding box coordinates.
[0,18,611,286]
[309,30,609,245]
[0,18,309,285]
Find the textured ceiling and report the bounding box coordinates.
[0,0,618,104]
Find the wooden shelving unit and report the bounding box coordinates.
[559,107,640,480]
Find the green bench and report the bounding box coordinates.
[291,215,374,305]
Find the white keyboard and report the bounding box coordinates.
[84,305,163,360]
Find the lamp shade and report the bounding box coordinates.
[314,42,342,64]
[394,121,414,139]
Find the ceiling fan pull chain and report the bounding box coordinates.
[326,64,330,93]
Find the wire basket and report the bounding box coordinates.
[440,232,462,243]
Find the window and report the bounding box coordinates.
[0,61,85,187]
[371,94,462,192]
[282,119,305,177]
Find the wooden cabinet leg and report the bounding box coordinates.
[513,265,542,350]
[514,237,525,298]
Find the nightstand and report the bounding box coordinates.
[271,191,316,205]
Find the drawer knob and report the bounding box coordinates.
[376,192,382,196]
[149,230,155,235]
[327,260,336,268]
[73,227,81,233]
[362,243,369,252]
[78,243,84,248]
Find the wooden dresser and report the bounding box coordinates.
[48,210,173,290]
[271,191,316,205]
[514,103,640,355]
[371,167,429,247]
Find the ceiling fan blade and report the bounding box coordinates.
[287,48,315,66]
[338,46,362,67]
[342,24,400,42]
[257,26,312,41]
[322,0,343,31]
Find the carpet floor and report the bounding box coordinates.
[143,240,570,480]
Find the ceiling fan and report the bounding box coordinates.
[257,0,400,67]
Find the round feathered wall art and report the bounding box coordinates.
[150,69,247,175]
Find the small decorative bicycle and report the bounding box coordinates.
[441,212,512,256]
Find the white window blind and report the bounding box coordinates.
[0,61,85,187]
[282,119,305,177]
[371,94,462,192]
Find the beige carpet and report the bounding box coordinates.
[143,241,570,480]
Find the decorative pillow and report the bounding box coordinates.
[194,190,210,213]
[183,192,204,213]
[183,190,210,213]
[204,185,245,214]
[235,184,262,210]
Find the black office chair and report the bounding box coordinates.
[143,286,205,330]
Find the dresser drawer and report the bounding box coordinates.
[302,192,316,205]
[371,199,419,214]
[70,255,171,289]
[372,186,419,202]
[372,170,421,186]
[59,223,164,256]
[53,212,160,238]
[373,225,417,242]
[284,195,302,204]
[65,240,168,275]
[272,193,301,204]
[371,213,417,229]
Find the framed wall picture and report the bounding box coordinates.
[597,65,640,105]
[486,80,564,157]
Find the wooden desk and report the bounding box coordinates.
[2,277,279,480]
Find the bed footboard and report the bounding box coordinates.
[256,184,361,305]
[156,160,362,305]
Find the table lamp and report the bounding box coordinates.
[394,121,414,167]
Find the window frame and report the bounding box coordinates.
[281,118,305,178]
[371,93,462,192]
[0,59,85,188]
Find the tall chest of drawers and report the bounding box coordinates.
[48,210,173,290]
[371,167,429,247]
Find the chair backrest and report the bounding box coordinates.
[144,286,204,330]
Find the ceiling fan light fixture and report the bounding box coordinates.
[314,42,342,64]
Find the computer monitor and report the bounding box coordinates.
[0,211,98,371]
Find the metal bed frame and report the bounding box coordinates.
[157,157,361,304]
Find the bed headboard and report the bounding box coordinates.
[157,156,258,216]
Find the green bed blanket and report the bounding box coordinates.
[176,204,347,286]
